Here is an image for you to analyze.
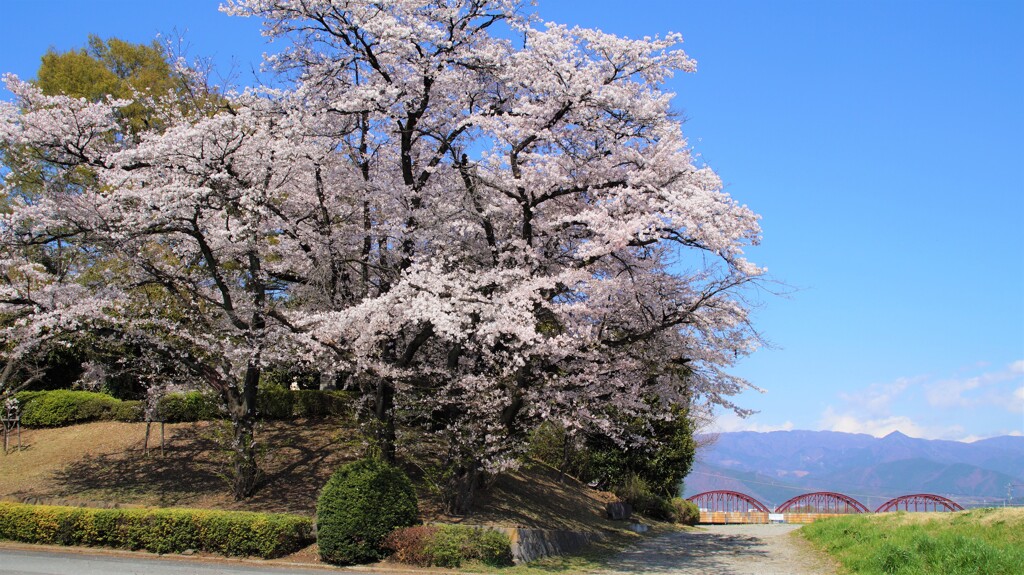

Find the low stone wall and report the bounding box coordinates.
[496,527,605,564]
[698,511,770,524]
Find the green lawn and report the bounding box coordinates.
[801,507,1024,575]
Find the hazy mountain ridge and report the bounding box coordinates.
[685,430,1024,510]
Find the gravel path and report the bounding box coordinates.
[595,524,837,575]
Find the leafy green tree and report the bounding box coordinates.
[36,35,182,133]
[587,404,698,497]
[0,36,200,400]
[530,402,697,498]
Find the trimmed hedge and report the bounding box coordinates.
[256,385,294,420]
[17,390,122,427]
[154,391,221,423]
[14,389,354,427]
[317,458,419,565]
[111,400,144,422]
[294,389,353,419]
[0,502,313,559]
[385,525,513,568]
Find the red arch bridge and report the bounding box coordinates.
[686,490,964,524]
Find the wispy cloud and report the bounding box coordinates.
[712,412,795,433]
[924,361,1024,411]
[817,407,962,439]
[838,376,922,415]
[814,360,1024,440]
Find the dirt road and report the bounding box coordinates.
[596,524,837,575]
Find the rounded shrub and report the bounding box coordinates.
[384,525,512,568]
[111,400,144,422]
[19,390,119,427]
[316,458,419,565]
[669,497,700,525]
[155,391,221,422]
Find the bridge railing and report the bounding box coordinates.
[688,490,966,524]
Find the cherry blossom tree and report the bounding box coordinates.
[0,81,352,497]
[2,0,765,509]
[223,0,765,511]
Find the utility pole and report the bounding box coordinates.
[1009,483,1024,507]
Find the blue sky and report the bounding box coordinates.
[1,0,1021,441]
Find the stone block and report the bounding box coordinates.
[606,501,632,520]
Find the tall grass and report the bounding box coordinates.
[801,507,1024,575]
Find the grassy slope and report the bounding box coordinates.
[0,421,629,536]
[0,420,361,514]
[801,507,1024,575]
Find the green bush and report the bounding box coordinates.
[615,474,673,520]
[12,388,348,427]
[669,497,700,526]
[529,405,696,499]
[17,390,120,427]
[293,389,353,419]
[0,502,313,558]
[385,525,513,568]
[316,458,419,565]
[257,385,294,420]
[111,400,144,422]
[12,390,46,406]
[155,391,222,422]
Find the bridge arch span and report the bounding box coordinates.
[687,490,770,513]
[875,494,965,512]
[774,491,869,514]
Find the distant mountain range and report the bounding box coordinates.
[683,430,1024,511]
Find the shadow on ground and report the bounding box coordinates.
[46,420,358,514]
[599,529,771,575]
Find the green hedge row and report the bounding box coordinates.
[13,388,354,428]
[0,502,313,559]
[14,391,140,427]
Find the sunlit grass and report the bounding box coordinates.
[801,507,1024,575]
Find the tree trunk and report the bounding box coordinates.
[374,377,396,462]
[443,461,483,515]
[224,363,260,500]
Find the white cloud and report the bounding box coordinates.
[838,376,921,415]
[961,429,1024,443]
[712,412,795,434]
[1011,387,1024,414]
[925,360,1024,410]
[817,406,974,440]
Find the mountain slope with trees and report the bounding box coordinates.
[686,430,1024,510]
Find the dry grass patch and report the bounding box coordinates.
[1,420,360,515]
